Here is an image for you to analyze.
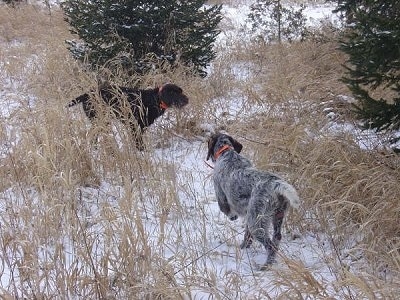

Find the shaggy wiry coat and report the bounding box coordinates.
[67,83,188,149]
[207,133,300,267]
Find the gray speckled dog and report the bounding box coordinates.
[207,133,300,267]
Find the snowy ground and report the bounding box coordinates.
[68,135,348,298]
[1,1,393,298]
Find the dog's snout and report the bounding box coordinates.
[230,215,238,221]
[181,95,189,106]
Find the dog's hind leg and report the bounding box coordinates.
[265,212,284,265]
[240,226,253,249]
[246,197,277,265]
[272,200,288,246]
[255,228,276,265]
[264,236,277,265]
[247,213,277,265]
[266,200,289,264]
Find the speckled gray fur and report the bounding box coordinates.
[207,133,300,267]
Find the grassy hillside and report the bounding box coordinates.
[0,2,399,299]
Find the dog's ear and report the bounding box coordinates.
[206,135,217,161]
[229,136,243,154]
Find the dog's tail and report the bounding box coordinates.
[275,180,300,209]
[66,93,89,108]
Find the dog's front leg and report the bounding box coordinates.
[215,184,237,220]
[217,198,231,216]
[128,122,145,150]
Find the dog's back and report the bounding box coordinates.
[67,86,140,106]
[215,155,299,216]
[66,86,144,121]
[67,83,188,149]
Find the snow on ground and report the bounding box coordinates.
[150,139,342,298]
[62,136,348,298]
[0,1,388,298]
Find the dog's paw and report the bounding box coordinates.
[259,263,272,271]
[258,258,278,271]
[265,256,277,266]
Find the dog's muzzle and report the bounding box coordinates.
[230,215,238,221]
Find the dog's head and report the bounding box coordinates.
[206,133,243,162]
[159,83,189,109]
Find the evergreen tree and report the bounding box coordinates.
[62,0,222,76]
[2,0,25,6]
[332,0,364,24]
[337,0,400,131]
[248,0,307,43]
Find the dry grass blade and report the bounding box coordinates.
[0,2,399,299]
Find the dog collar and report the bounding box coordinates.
[158,86,168,110]
[214,145,232,160]
[159,100,168,110]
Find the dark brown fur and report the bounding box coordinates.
[68,83,188,149]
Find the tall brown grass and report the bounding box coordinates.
[0,2,399,299]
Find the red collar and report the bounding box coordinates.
[159,100,168,110]
[158,86,168,110]
[214,145,232,160]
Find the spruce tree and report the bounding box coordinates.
[62,0,222,76]
[3,0,25,6]
[248,0,307,43]
[337,0,400,131]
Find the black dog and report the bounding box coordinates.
[67,83,189,149]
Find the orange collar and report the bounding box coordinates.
[214,145,232,160]
[159,100,168,110]
[158,86,168,110]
